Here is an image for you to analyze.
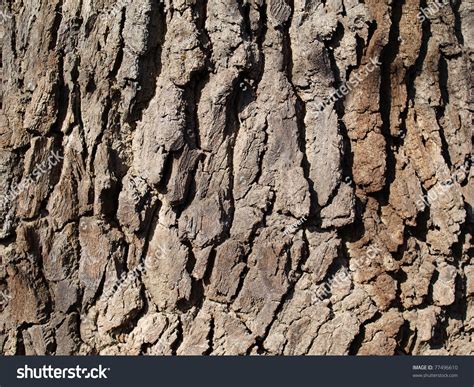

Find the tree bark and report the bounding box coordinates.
[0,0,472,355]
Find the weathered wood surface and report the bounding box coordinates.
[0,0,472,355]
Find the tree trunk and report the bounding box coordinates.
[0,0,472,355]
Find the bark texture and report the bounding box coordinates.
[0,0,473,355]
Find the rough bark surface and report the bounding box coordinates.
[0,0,473,355]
